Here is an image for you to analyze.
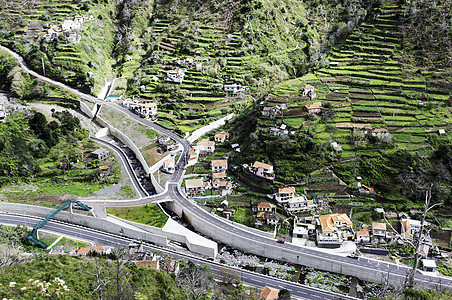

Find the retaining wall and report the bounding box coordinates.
[168,200,442,290]
[0,203,168,246]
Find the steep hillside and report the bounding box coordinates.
[230,0,452,205]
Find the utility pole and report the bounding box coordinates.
[407,186,442,288]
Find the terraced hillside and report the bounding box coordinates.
[0,0,116,93]
[233,0,452,195]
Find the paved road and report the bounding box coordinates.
[3,44,452,290]
[0,213,354,300]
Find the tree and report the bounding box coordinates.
[176,261,215,300]
[278,288,291,300]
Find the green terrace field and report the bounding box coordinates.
[130,21,259,132]
[264,0,452,162]
[0,0,116,94]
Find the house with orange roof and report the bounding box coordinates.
[257,202,275,213]
[316,213,354,248]
[305,102,322,114]
[214,131,230,143]
[75,246,111,255]
[275,187,296,203]
[259,286,280,300]
[356,229,371,243]
[372,222,387,238]
[249,161,275,180]
[185,178,206,197]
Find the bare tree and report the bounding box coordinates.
[176,261,216,300]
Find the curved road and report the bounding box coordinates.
[2,45,451,290]
[0,213,353,300]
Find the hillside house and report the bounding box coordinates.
[197,139,215,155]
[249,161,275,180]
[439,129,446,136]
[210,159,228,173]
[293,219,316,240]
[165,68,185,84]
[422,259,437,273]
[223,83,248,93]
[187,148,199,165]
[305,102,322,115]
[133,102,157,119]
[262,105,283,120]
[316,213,354,248]
[212,172,227,181]
[257,202,275,213]
[0,104,6,124]
[265,213,280,226]
[185,178,206,197]
[275,187,296,203]
[356,229,371,243]
[62,19,82,32]
[287,196,310,213]
[91,148,110,161]
[214,131,230,143]
[212,179,232,194]
[268,127,288,136]
[300,85,314,96]
[161,158,175,174]
[331,142,342,152]
[372,222,387,240]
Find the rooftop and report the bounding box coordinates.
[253,161,272,169]
[278,187,296,194]
[197,139,214,146]
[185,178,204,189]
[213,172,227,179]
[372,222,387,231]
[211,159,227,167]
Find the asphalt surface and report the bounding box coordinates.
[2,44,451,291]
[0,213,354,300]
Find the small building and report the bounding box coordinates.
[196,139,215,154]
[356,229,371,243]
[212,172,227,181]
[372,222,387,238]
[422,259,437,272]
[287,195,309,212]
[249,161,275,180]
[259,286,280,300]
[268,127,288,136]
[275,187,296,203]
[262,105,283,120]
[185,178,205,197]
[214,131,230,143]
[439,129,446,136]
[188,148,199,165]
[161,158,175,174]
[265,213,279,226]
[305,102,322,115]
[257,202,275,213]
[134,102,157,119]
[300,85,315,97]
[293,221,315,240]
[91,148,110,161]
[211,159,228,173]
[224,83,243,93]
[165,68,185,84]
[0,104,6,124]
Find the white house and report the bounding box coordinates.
[356,229,371,243]
[422,259,437,272]
[287,196,309,213]
[165,68,185,84]
[224,83,248,94]
[185,178,205,197]
[161,158,175,174]
[211,159,227,173]
[249,161,274,180]
[275,187,296,203]
[133,102,158,119]
[300,84,314,96]
[269,127,288,136]
[196,139,215,154]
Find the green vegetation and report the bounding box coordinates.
[107,204,169,228]
[0,109,120,207]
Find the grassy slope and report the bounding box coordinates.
[106,204,169,228]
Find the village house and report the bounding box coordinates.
[185,178,207,197]
[316,213,354,248]
[265,213,280,226]
[212,179,233,194]
[287,196,310,213]
[249,161,275,180]
[99,165,110,177]
[356,229,371,243]
[275,187,296,203]
[161,158,175,174]
[372,222,387,242]
[305,102,322,115]
[300,84,314,97]
[422,259,437,273]
[211,159,228,173]
[262,105,283,120]
[223,83,248,94]
[133,102,158,119]
[187,148,199,166]
[257,202,275,213]
[212,172,227,181]
[165,68,185,84]
[214,131,230,143]
[293,218,316,240]
[91,148,110,161]
[268,127,288,136]
[196,139,215,155]
[330,142,342,152]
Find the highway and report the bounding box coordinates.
[1,44,451,291]
[0,213,354,300]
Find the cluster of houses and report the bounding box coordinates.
[293,213,355,248]
[300,84,317,100]
[185,133,234,197]
[43,15,94,44]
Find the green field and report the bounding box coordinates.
[106,204,169,228]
